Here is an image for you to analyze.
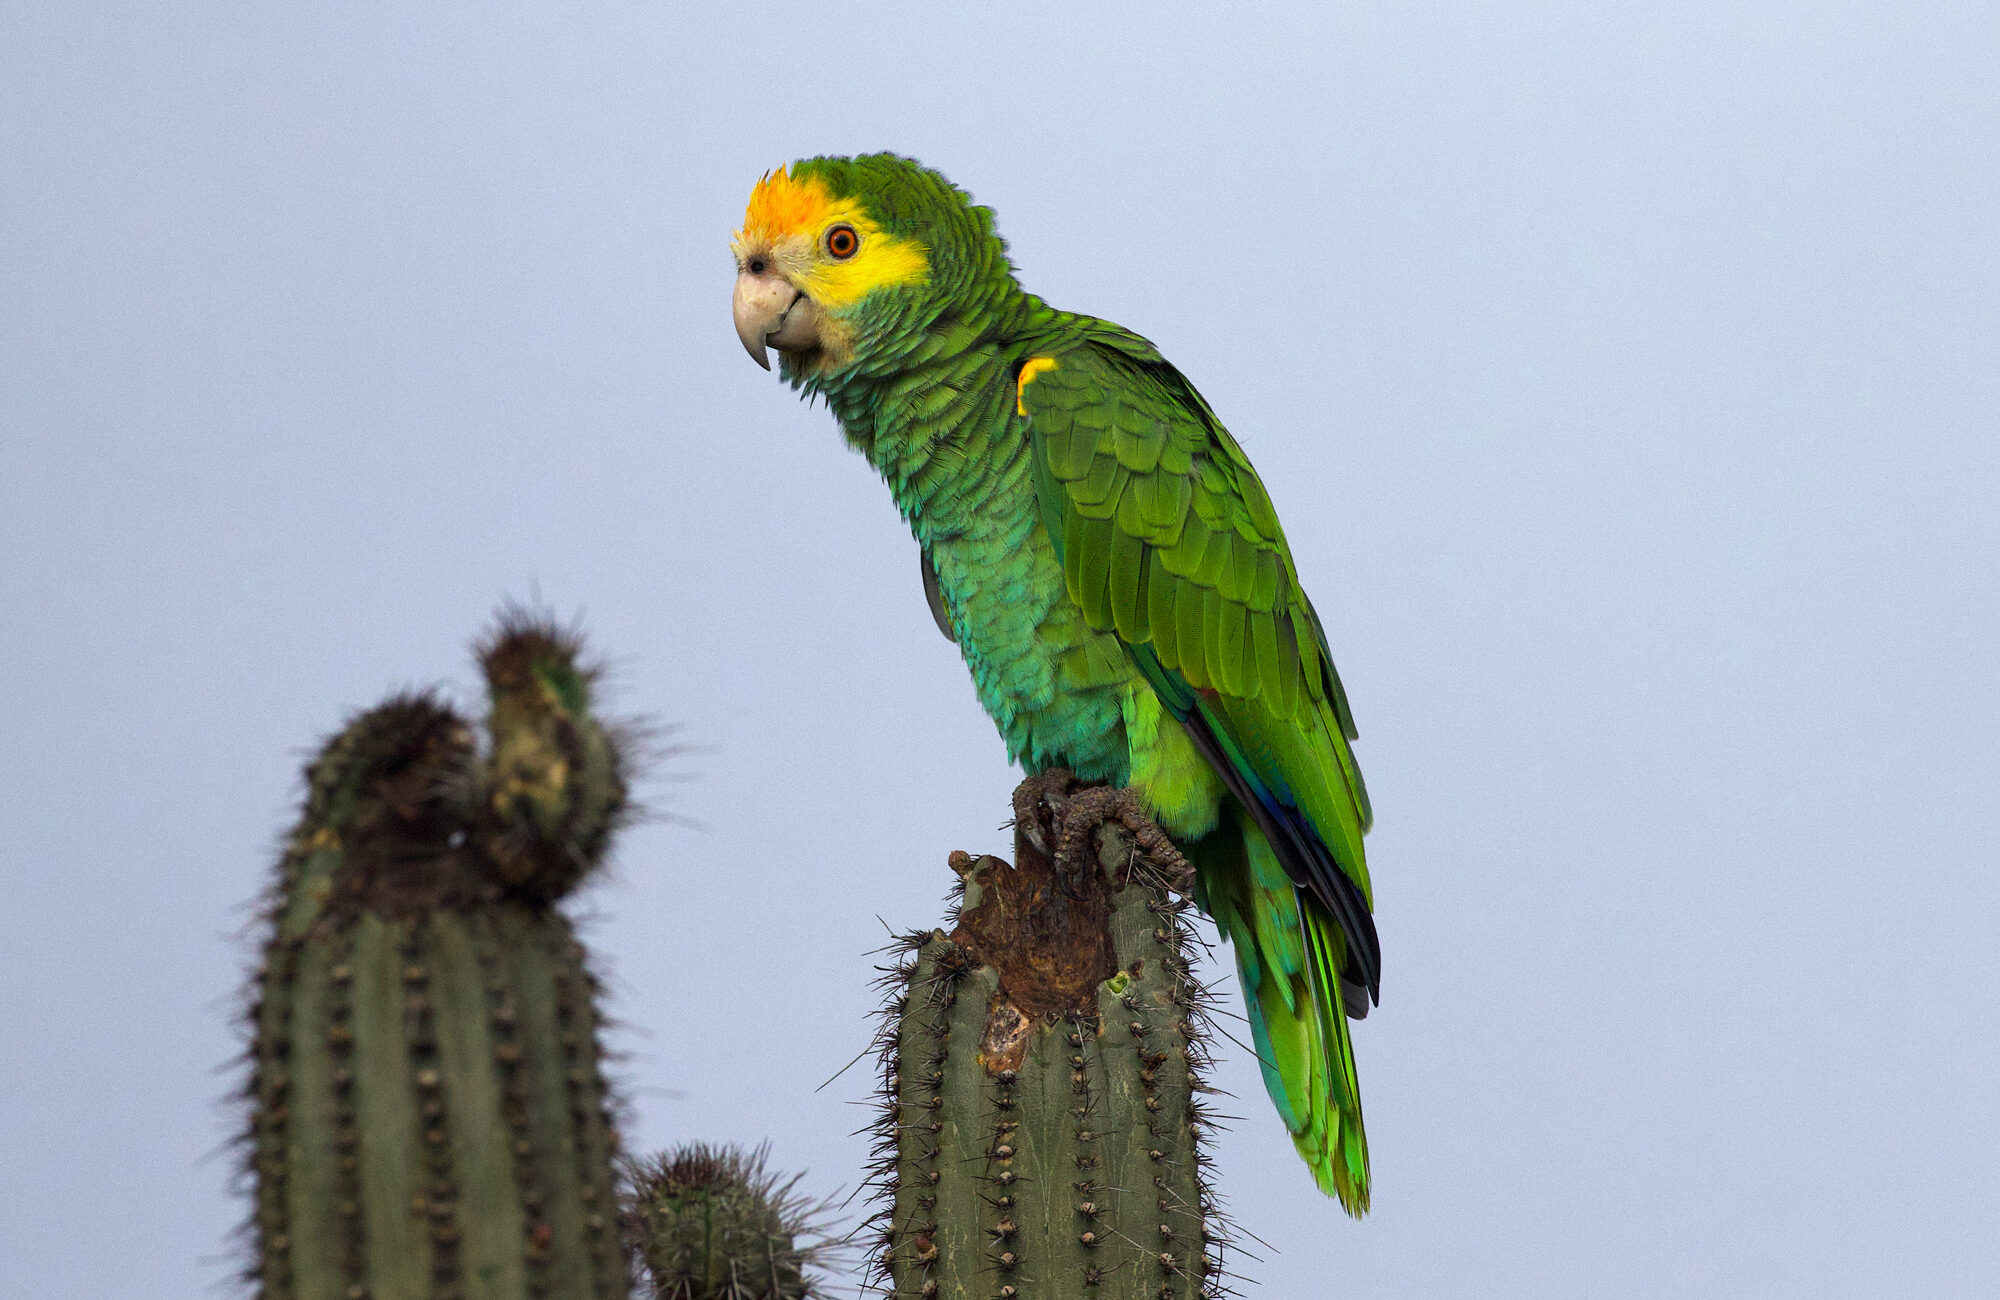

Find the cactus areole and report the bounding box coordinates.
[241,617,632,1300]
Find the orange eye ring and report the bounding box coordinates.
[825,223,860,259]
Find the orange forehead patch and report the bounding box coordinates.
[738,166,838,244]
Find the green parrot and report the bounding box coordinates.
[730,154,1379,1212]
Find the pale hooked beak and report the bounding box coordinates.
[733,268,820,370]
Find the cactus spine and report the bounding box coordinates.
[243,616,632,1300]
[624,1144,833,1300]
[867,777,1229,1300]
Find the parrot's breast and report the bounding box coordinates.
[925,433,1135,785]
[932,503,1224,839]
[826,338,1226,839]
[840,364,1129,784]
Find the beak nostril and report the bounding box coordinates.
[748,257,767,275]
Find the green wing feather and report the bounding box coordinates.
[1019,333,1374,910]
[1020,332,1376,1209]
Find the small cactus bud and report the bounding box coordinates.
[623,1143,833,1300]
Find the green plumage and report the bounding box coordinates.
[750,153,1379,1212]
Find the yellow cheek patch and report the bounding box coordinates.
[735,166,930,311]
[1015,355,1059,416]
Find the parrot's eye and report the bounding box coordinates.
[825,224,859,259]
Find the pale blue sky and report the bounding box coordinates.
[4,4,1996,1296]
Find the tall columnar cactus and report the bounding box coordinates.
[242,616,633,1300]
[624,1143,833,1300]
[865,775,1231,1300]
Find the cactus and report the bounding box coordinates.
[233,616,1270,1298]
[241,614,633,1300]
[624,1144,835,1300]
[863,774,1232,1300]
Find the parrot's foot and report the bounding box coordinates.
[1009,770,1192,892]
[1053,784,1192,888]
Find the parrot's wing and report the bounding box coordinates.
[1018,334,1381,1002]
[919,546,958,644]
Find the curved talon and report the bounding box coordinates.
[1010,784,1046,854]
[1011,768,1077,856]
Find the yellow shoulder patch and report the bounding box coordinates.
[1016,356,1059,416]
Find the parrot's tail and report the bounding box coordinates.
[1203,820,1371,1214]
[1297,894,1370,1211]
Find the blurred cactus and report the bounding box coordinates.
[241,613,632,1300]
[624,1144,834,1300]
[862,774,1231,1300]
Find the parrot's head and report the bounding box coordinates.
[730,153,1017,380]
